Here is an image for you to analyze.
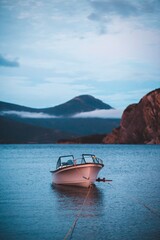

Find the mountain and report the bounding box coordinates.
[0,95,112,117]
[0,101,37,112]
[37,94,113,116]
[58,133,106,144]
[103,89,160,144]
[0,116,72,144]
[0,95,120,143]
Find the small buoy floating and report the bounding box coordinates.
[96,177,112,182]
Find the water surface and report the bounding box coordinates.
[0,144,160,240]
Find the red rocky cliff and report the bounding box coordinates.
[103,89,160,144]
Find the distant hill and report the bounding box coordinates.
[103,88,160,144]
[0,116,72,144]
[0,101,37,112]
[58,134,106,144]
[0,95,120,143]
[41,95,113,116]
[0,95,113,117]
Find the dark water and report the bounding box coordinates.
[0,144,160,240]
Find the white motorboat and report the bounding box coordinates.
[50,154,104,188]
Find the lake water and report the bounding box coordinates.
[0,144,160,240]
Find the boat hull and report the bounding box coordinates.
[50,163,103,188]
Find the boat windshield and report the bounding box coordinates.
[56,154,103,169]
[56,155,74,169]
[82,154,103,164]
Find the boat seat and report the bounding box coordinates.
[66,160,74,165]
[61,160,74,166]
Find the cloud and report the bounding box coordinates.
[73,109,123,118]
[0,109,123,119]
[0,54,19,67]
[88,12,102,21]
[89,0,160,18]
[89,0,138,18]
[0,0,159,110]
[88,0,160,32]
[0,111,58,119]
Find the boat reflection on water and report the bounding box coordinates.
[51,184,104,218]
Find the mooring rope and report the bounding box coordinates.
[64,180,159,240]
[63,185,92,240]
[108,181,160,218]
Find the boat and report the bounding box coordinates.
[50,154,104,188]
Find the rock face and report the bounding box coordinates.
[103,89,160,144]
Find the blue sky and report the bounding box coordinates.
[0,0,160,110]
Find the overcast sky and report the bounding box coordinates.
[0,0,160,109]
